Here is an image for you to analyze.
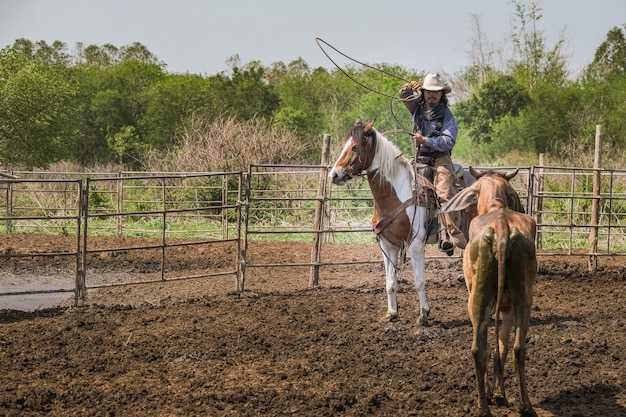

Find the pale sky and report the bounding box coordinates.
[1,0,625,79]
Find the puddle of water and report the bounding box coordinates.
[0,285,74,311]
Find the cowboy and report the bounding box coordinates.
[398,72,466,254]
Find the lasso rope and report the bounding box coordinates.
[317,37,436,259]
[315,37,416,140]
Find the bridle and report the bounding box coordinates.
[338,125,427,270]
[344,127,378,179]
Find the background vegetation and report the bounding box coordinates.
[1,1,625,172]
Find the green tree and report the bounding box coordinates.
[107,125,144,166]
[72,60,165,167]
[0,41,79,168]
[8,38,71,67]
[75,41,162,68]
[139,73,209,151]
[225,63,280,120]
[266,58,362,162]
[267,58,317,139]
[498,80,584,155]
[455,75,530,145]
[509,1,568,89]
[453,1,572,164]
[585,25,626,80]
[582,25,626,155]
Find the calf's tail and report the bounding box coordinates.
[493,212,510,373]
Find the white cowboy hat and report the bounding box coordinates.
[422,72,451,94]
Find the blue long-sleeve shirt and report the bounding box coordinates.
[399,88,458,154]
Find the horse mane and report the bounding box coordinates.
[371,129,411,182]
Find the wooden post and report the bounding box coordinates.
[78,184,89,306]
[589,125,602,271]
[117,173,123,237]
[161,178,167,281]
[6,182,13,234]
[536,153,544,249]
[310,134,331,287]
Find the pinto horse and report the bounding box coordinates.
[329,118,475,326]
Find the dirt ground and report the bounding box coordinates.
[0,236,625,417]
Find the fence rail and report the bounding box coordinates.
[1,163,625,308]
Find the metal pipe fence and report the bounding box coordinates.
[0,178,83,303]
[1,164,624,308]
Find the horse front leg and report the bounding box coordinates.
[379,240,399,322]
[409,239,430,326]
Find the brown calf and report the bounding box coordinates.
[443,169,538,417]
[441,167,525,216]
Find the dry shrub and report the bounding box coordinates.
[46,161,122,174]
[145,115,306,172]
[541,141,625,169]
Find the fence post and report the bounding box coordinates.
[536,154,545,249]
[589,125,602,271]
[222,175,228,239]
[235,172,244,292]
[5,182,12,234]
[117,173,123,237]
[239,166,253,292]
[77,183,89,306]
[310,134,331,287]
[160,178,167,281]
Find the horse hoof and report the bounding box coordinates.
[379,312,398,322]
[418,308,430,326]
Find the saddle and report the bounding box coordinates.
[372,160,475,247]
[412,161,473,243]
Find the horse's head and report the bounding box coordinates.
[329,117,377,185]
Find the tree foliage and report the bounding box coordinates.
[0,3,624,171]
[585,25,626,80]
[452,2,624,165]
[0,40,78,168]
[455,75,531,145]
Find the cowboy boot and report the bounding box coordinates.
[439,231,454,251]
[438,214,455,255]
[446,211,467,249]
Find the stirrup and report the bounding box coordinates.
[439,239,455,256]
[440,240,454,251]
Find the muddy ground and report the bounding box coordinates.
[0,236,625,416]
